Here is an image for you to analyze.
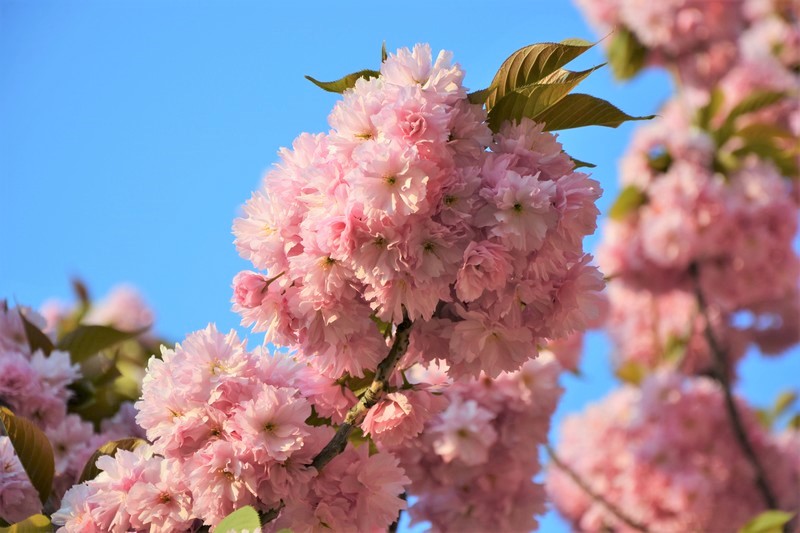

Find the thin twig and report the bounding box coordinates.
[260,311,414,524]
[689,263,779,510]
[546,443,649,533]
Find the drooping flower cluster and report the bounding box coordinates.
[232,44,604,381]
[598,93,799,374]
[547,372,800,532]
[55,325,409,531]
[390,356,564,532]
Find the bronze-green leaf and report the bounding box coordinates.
[0,514,52,533]
[533,93,654,131]
[56,325,144,363]
[488,83,577,131]
[606,26,647,80]
[695,88,724,130]
[305,69,381,94]
[78,437,147,483]
[18,311,54,356]
[485,38,593,110]
[0,409,54,504]
[609,185,647,221]
[615,361,646,385]
[215,505,262,533]
[467,88,490,105]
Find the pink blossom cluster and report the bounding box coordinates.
[598,95,800,373]
[575,0,747,89]
[55,325,409,531]
[0,300,155,520]
[232,44,604,381]
[0,303,79,429]
[547,372,800,532]
[388,356,563,532]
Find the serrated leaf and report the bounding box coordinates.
[609,185,647,221]
[18,311,54,356]
[487,65,601,132]
[607,27,647,80]
[56,325,143,363]
[216,505,262,533]
[488,82,581,132]
[0,514,52,533]
[467,88,490,105]
[305,69,380,94]
[738,510,794,533]
[485,39,593,110]
[537,63,605,85]
[0,408,54,504]
[533,93,654,131]
[615,361,646,385]
[78,437,146,483]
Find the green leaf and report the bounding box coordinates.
[56,325,143,363]
[607,27,647,80]
[732,137,800,178]
[738,510,794,533]
[533,93,654,131]
[536,63,606,85]
[215,505,262,533]
[570,156,596,169]
[381,41,388,63]
[485,38,593,110]
[696,88,725,130]
[0,408,54,504]
[609,185,647,221]
[615,361,646,385]
[305,69,381,94]
[18,311,54,356]
[717,90,787,144]
[486,65,601,132]
[0,514,52,533]
[78,437,147,483]
[370,315,393,338]
[488,82,580,132]
[648,151,672,173]
[467,88,490,105]
[305,406,332,428]
[789,413,800,430]
[773,390,797,418]
[662,335,687,364]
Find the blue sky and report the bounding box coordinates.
[2,1,798,531]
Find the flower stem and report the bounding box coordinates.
[546,443,649,532]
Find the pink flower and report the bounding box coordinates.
[361,390,448,448]
[455,241,514,302]
[226,384,311,463]
[430,396,497,465]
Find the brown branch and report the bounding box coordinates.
[311,311,413,471]
[546,443,649,533]
[261,311,414,525]
[689,263,779,511]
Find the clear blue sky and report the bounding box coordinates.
[2,2,798,531]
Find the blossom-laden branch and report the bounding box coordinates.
[545,443,649,533]
[689,263,779,511]
[260,312,414,525]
